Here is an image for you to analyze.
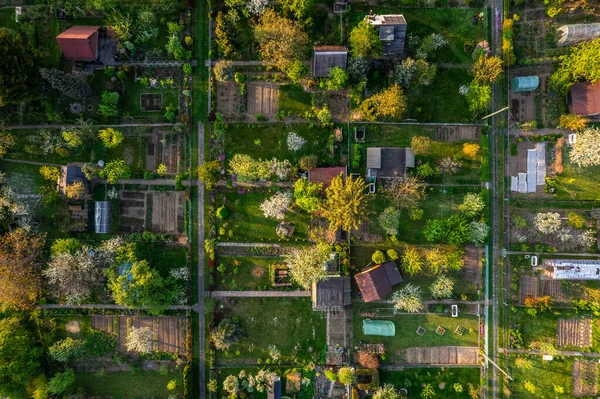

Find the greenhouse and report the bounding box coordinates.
[94,201,112,234]
[511,76,539,93]
[363,319,395,336]
[557,23,600,47]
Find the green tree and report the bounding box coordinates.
[0,28,39,106]
[550,38,600,94]
[421,383,435,399]
[378,207,401,236]
[423,215,470,245]
[372,384,400,399]
[283,60,307,83]
[98,91,120,117]
[279,0,313,19]
[466,82,491,114]
[322,67,348,90]
[211,319,242,350]
[349,19,382,58]
[387,249,399,261]
[293,177,322,213]
[98,128,124,148]
[386,176,426,210]
[40,166,60,181]
[0,317,41,398]
[255,10,308,70]
[371,250,386,265]
[48,337,86,362]
[401,247,423,276]
[458,193,485,217]
[337,367,355,386]
[48,370,75,395]
[284,244,329,289]
[39,68,92,99]
[321,174,369,232]
[51,238,81,255]
[198,160,221,190]
[360,84,407,121]
[99,159,131,183]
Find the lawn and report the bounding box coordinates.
[224,123,341,167]
[216,190,311,243]
[509,308,586,348]
[216,367,315,399]
[278,84,313,118]
[74,371,183,399]
[509,355,572,398]
[215,298,326,364]
[551,146,600,200]
[214,255,285,291]
[122,75,179,117]
[6,129,92,165]
[135,241,188,279]
[352,308,480,361]
[0,161,46,195]
[380,368,481,398]
[105,135,147,177]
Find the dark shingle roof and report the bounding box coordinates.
[313,277,351,309]
[313,46,348,78]
[355,262,402,302]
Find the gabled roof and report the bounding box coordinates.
[267,376,281,399]
[313,46,348,78]
[56,26,100,61]
[367,147,414,178]
[312,276,351,309]
[355,261,402,302]
[569,81,600,116]
[308,167,347,187]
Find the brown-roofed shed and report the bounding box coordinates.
[355,261,403,302]
[308,166,347,187]
[56,26,100,61]
[312,276,351,310]
[313,46,348,78]
[569,81,600,116]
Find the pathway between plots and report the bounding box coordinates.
[36,304,193,310]
[499,348,600,358]
[210,291,311,298]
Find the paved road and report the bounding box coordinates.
[499,348,600,358]
[210,291,311,298]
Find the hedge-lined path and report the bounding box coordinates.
[210,290,311,298]
[499,348,600,358]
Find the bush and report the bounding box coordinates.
[372,250,386,265]
[217,206,229,219]
[183,63,192,75]
[234,72,245,84]
[214,60,234,82]
[387,249,398,261]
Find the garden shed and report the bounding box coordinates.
[58,163,88,196]
[557,23,600,47]
[365,14,407,56]
[568,81,600,116]
[308,166,347,187]
[355,261,403,302]
[312,276,351,310]
[367,147,415,179]
[313,46,348,78]
[56,26,100,61]
[94,201,112,234]
[363,319,395,337]
[511,76,539,93]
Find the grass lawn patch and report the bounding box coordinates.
[216,191,310,243]
[123,75,179,117]
[105,135,146,177]
[214,255,284,291]
[509,355,572,398]
[6,129,92,164]
[225,123,340,167]
[215,298,326,364]
[0,161,46,195]
[353,307,479,360]
[135,241,188,279]
[551,147,600,200]
[215,367,315,399]
[380,368,481,398]
[74,371,183,399]
[278,84,313,118]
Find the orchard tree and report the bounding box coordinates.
[98,128,124,148]
[283,60,307,83]
[569,127,600,167]
[411,136,433,156]
[534,212,561,234]
[349,19,382,58]
[371,250,386,265]
[429,275,454,299]
[39,68,92,99]
[260,191,293,220]
[391,283,423,313]
[466,82,491,114]
[469,220,489,246]
[293,178,322,213]
[550,38,600,93]
[358,352,379,369]
[211,319,242,350]
[223,375,240,397]
[198,160,221,190]
[472,55,503,85]
[559,114,588,131]
[385,176,426,210]
[284,244,328,289]
[458,193,485,217]
[0,229,45,310]
[360,84,407,121]
[337,367,355,386]
[378,207,401,236]
[64,181,87,200]
[98,91,120,117]
[322,67,348,90]
[40,165,60,181]
[401,247,423,276]
[126,326,154,353]
[279,0,313,19]
[100,159,131,183]
[0,28,40,106]
[255,10,308,70]
[229,154,271,182]
[321,174,369,232]
[372,384,401,399]
[0,317,41,398]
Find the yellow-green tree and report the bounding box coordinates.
[349,19,382,58]
[559,114,588,131]
[321,174,369,232]
[360,84,407,121]
[40,166,60,181]
[98,128,124,148]
[472,55,503,85]
[254,9,308,70]
[64,181,87,200]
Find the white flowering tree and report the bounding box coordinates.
[577,230,596,247]
[378,207,401,236]
[126,326,154,353]
[569,127,600,167]
[259,191,293,220]
[429,275,454,299]
[438,157,462,175]
[268,344,281,361]
[391,283,423,313]
[534,212,561,234]
[287,132,306,151]
[459,193,485,217]
[284,245,328,289]
[269,158,293,181]
[247,0,269,15]
[469,221,489,246]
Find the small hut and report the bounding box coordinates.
[557,23,600,47]
[511,76,539,93]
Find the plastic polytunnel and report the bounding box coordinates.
[557,23,600,47]
[363,319,396,336]
[511,76,539,93]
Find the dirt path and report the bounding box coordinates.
[499,348,600,358]
[2,159,62,167]
[210,291,310,298]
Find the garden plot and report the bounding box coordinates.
[145,130,183,174]
[216,81,242,120]
[557,318,592,348]
[403,346,479,365]
[435,125,480,142]
[246,82,279,117]
[509,66,554,123]
[151,192,185,235]
[92,315,187,356]
[119,190,148,234]
[140,93,162,111]
[326,92,350,122]
[519,276,538,304]
[572,360,598,397]
[459,245,483,291]
[539,279,567,302]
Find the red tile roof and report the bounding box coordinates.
[56,26,100,61]
[308,167,347,187]
[569,81,600,116]
[355,262,403,302]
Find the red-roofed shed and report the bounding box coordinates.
[569,81,600,116]
[56,26,100,61]
[308,167,347,187]
[355,261,403,302]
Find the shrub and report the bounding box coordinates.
[234,72,245,84]
[217,206,229,219]
[183,63,192,75]
[566,212,585,229]
[40,165,60,181]
[98,128,124,148]
[371,250,386,265]
[387,249,398,261]
[214,60,234,82]
[298,155,318,171]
